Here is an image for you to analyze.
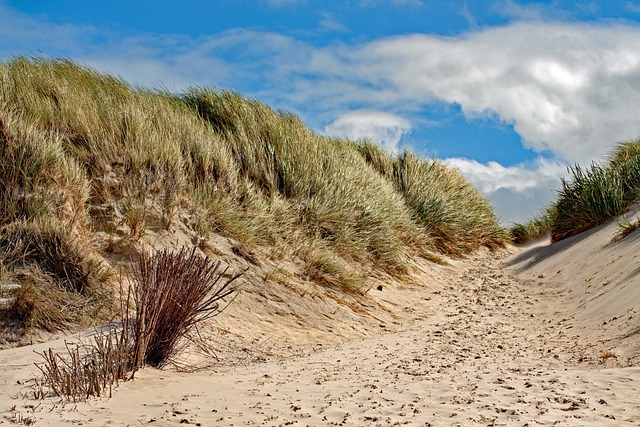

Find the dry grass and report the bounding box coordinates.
[130,248,242,368]
[10,266,86,332]
[600,350,617,362]
[1,56,507,337]
[613,215,640,241]
[1,220,113,332]
[301,246,368,294]
[550,142,640,242]
[32,248,242,401]
[33,328,132,402]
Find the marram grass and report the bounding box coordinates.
[510,208,554,245]
[550,142,640,242]
[516,141,640,243]
[0,57,507,333]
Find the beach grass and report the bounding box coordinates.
[510,208,554,245]
[551,141,640,242]
[513,141,640,243]
[0,57,507,335]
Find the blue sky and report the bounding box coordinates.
[2,0,640,223]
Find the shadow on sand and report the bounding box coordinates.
[505,223,608,272]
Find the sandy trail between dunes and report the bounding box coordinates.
[2,249,639,426]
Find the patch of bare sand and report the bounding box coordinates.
[2,230,639,425]
[507,206,640,367]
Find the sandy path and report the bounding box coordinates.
[2,250,639,426]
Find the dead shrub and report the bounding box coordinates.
[131,247,242,368]
[32,247,242,402]
[33,326,133,402]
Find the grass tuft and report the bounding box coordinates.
[355,145,508,255]
[550,141,640,242]
[0,220,107,295]
[33,328,132,402]
[613,215,640,241]
[1,220,113,331]
[510,208,554,245]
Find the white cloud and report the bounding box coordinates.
[491,0,571,21]
[0,4,100,56]
[324,111,412,153]
[283,21,640,164]
[390,0,423,7]
[360,0,423,7]
[319,12,348,33]
[461,3,478,29]
[445,157,568,223]
[445,157,567,193]
[628,2,640,14]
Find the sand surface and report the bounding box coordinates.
[1,222,639,426]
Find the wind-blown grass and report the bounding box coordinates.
[1,57,507,334]
[550,141,640,242]
[182,89,426,272]
[355,142,507,255]
[510,208,554,245]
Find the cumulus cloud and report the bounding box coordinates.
[292,22,640,164]
[324,111,412,152]
[446,157,569,223]
[445,157,567,193]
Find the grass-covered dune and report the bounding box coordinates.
[0,57,507,335]
[511,141,640,244]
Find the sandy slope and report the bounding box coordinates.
[1,222,639,426]
[507,206,640,366]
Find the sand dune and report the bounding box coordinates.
[507,206,640,366]
[2,218,639,426]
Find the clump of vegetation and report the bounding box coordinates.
[355,142,507,255]
[510,208,554,245]
[1,220,112,331]
[34,328,132,401]
[1,56,507,338]
[516,141,640,243]
[550,141,640,242]
[130,247,241,369]
[33,248,242,401]
[612,214,640,241]
[182,89,428,275]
